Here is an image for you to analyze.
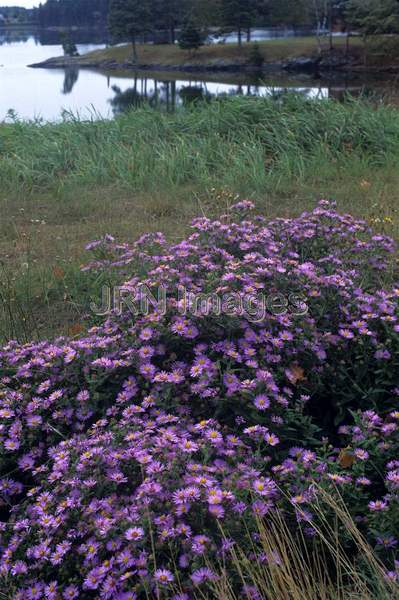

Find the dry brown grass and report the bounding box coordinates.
[199,486,399,600]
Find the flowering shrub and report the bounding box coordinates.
[0,200,398,598]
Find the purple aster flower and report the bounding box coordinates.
[376,536,398,549]
[27,584,43,600]
[254,394,270,410]
[125,526,144,541]
[191,567,217,585]
[154,568,174,585]
[63,586,79,599]
[369,500,388,512]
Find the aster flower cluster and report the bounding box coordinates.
[0,200,398,598]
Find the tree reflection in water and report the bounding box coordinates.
[107,72,384,117]
[62,68,79,94]
[110,76,232,114]
[0,29,29,46]
[179,85,212,106]
[110,79,180,114]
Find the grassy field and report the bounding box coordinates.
[1,95,399,342]
[66,34,399,70]
[76,36,363,67]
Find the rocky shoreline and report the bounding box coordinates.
[28,52,399,75]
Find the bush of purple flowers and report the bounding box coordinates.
[0,200,398,599]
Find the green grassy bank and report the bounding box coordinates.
[34,35,399,71]
[80,36,352,66]
[1,95,399,342]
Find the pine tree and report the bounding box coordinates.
[108,0,153,62]
[154,0,189,44]
[35,0,110,28]
[248,42,264,68]
[178,21,204,55]
[60,31,79,57]
[345,0,399,36]
[220,0,261,46]
[345,0,399,64]
[190,0,222,31]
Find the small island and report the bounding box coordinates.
[29,35,399,75]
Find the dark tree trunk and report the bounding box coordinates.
[238,26,242,47]
[166,81,170,111]
[312,0,322,55]
[131,35,137,62]
[154,80,158,106]
[247,27,251,43]
[171,80,176,112]
[170,24,175,44]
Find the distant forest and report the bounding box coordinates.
[5,0,347,30]
[2,0,399,43]
[34,0,109,27]
[0,2,109,26]
[0,5,34,22]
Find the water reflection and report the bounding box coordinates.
[104,70,399,116]
[180,86,212,106]
[110,83,144,112]
[0,29,30,45]
[0,27,108,47]
[110,79,179,113]
[108,74,330,115]
[62,68,79,94]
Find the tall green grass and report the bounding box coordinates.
[1,95,399,195]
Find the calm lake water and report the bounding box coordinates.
[0,29,397,121]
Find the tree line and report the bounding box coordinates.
[34,0,110,28]
[31,0,399,48]
[0,7,32,23]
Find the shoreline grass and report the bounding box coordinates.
[32,36,364,70]
[80,36,357,66]
[38,34,399,72]
[1,95,399,342]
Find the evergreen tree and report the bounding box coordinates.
[154,0,190,44]
[178,20,204,55]
[345,0,399,36]
[35,0,110,28]
[108,0,153,62]
[344,0,399,63]
[248,42,264,68]
[267,0,313,27]
[60,31,79,57]
[189,0,222,30]
[220,0,262,46]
